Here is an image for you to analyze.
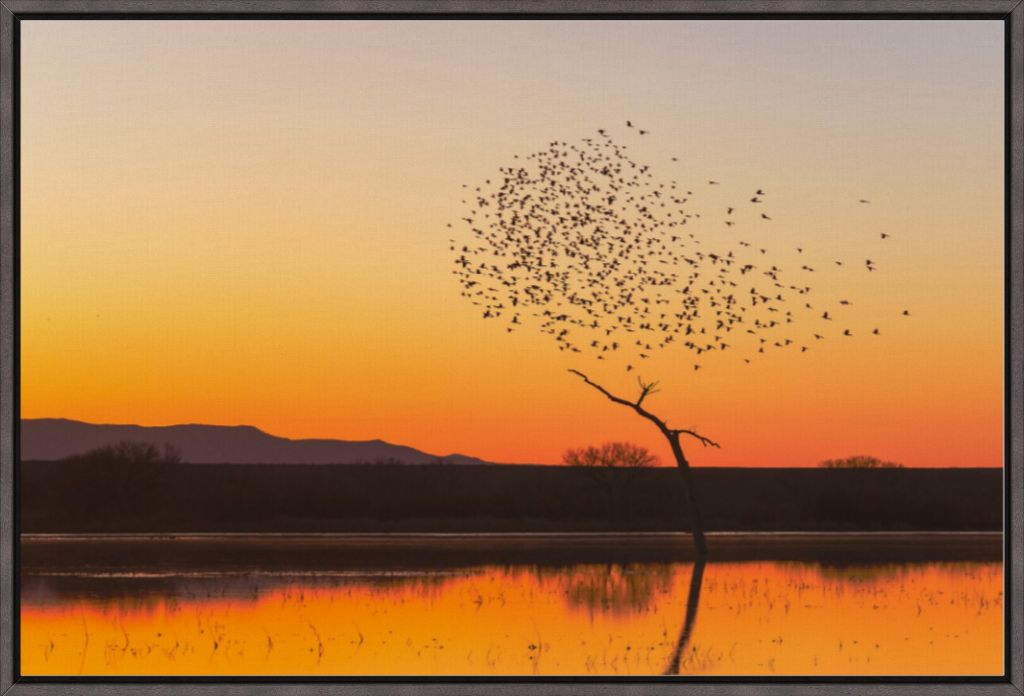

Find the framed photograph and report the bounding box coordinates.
[1,1,1021,694]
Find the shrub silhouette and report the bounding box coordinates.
[563,442,658,520]
[819,455,904,469]
[563,442,660,470]
[56,441,181,522]
[65,441,182,467]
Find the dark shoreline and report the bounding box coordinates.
[21,531,1004,576]
[21,463,1003,534]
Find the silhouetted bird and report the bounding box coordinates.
[449,125,903,371]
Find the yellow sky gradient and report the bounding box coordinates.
[19,20,1005,467]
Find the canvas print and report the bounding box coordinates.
[18,20,1005,676]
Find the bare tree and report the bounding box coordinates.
[819,455,903,469]
[563,441,658,523]
[450,126,904,556]
[569,371,718,555]
[66,440,182,467]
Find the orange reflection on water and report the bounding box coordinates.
[21,561,1003,676]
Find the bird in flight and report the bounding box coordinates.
[449,124,903,372]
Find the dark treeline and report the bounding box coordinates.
[20,458,1001,533]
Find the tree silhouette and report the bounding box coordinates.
[568,372,716,553]
[563,441,658,523]
[819,455,904,469]
[450,124,904,555]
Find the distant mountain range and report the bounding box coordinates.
[20,418,491,465]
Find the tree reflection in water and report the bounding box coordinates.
[528,560,708,675]
[552,563,675,616]
[663,559,707,675]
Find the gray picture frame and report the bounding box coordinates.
[1,1,1021,694]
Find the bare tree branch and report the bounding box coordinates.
[636,377,659,407]
[569,369,670,434]
[568,369,713,556]
[674,429,721,449]
[569,370,720,450]
[569,369,634,408]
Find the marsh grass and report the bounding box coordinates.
[21,560,1003,676]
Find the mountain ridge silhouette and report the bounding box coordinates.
[20,418,491,465]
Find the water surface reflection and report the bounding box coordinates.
[22,560,1002,676]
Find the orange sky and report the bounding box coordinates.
[19,20,1005,467]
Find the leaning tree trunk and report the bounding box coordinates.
[569,370,716,557]
[667,433,708,556]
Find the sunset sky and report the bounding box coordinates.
[20,20,1004,468]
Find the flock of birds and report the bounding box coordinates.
[449,123,909,372]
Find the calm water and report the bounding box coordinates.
[22,559,1003,676]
